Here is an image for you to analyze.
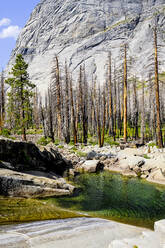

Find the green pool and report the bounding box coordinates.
[1,171,165,229]
[51,172,165,229]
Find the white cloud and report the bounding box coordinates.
[0,18,11,27]
[0,25,21,40]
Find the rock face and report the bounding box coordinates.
[6,0,165,94]
[0,138,74,197]
[0,138,71,176]
[0,169,74,198]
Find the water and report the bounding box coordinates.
[51,172,165,229]
[1,171,165,229]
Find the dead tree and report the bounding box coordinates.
[123,44,128,142]
[69,74,77,145]
[48,86,54,142]
[96,84,101,147]
[108,52,114,136]
[101,86,106,147]
[154,28,163,148]
[51,56,62,140]
[132,76,139,139]
[141,81,145,144]
[0,71,5,130]
[64,61,70,143]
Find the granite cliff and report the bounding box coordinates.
[6,0,165,93]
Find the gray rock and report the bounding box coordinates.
[147,168,165,184]
[81,160,104,173]
[87,150,97,160]
[155,219,165,247]
[0,138,71,176]
[0,168,74,198]
[5,0,165,95]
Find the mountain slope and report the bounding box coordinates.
[6,0,165,92]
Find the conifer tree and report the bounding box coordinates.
[6,54,35,141]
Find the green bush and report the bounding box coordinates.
[104,136,119,146]
[58,145,64,149]
[54,139,60,145]
[76,151,87,158]
[70,146,78,151]
[37,137,52,146]
[143,154,150,159]
[0,128,11,137]
[148,142,157,148]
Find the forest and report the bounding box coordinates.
[0,28,164,148]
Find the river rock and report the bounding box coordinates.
[117,148,145,159]
[0,168,74,198]
[147,168,165,184]
[81,160,104,173]
[87,150,98,160]
[108,231,160,248]
[0,138,71,176]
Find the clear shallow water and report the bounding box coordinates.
[51,172,165,229]
[1,171,165,229]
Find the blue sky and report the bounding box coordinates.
[0,0,40,70]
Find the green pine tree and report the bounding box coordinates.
[6,54,35,141]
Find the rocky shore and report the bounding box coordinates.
[0,137,165,197]
[56,143,165,185]
[0,218,164,248]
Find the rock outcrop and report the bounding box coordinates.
[0,169,74,198]
[0,138,74,197]
[6,0,165,94]
[0,138,71,176]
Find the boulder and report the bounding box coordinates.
[127,156,145,169]
[117,148,145,159]
[0,168,74,198]
[154,219,165,247]
[147,169,165,184]
[0,138,71,176]
[87,150,97,160]
[81,160,104,173]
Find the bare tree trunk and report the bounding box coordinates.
[39,99,47,138]
[48,87,54,142]
[154,28,163,148]
[82,66,88,144]
[96,85,101,147]
[133,77,139,139]
[69,75,77,145]
[123,45,127,143]
[108,52,114,136]
[141,81,145,144]
[113,63,117,141]
[56,57,62,139]
[101,87,106,147]
[64,61,70,143]
[0,71,5,130]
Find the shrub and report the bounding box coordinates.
[148,142,157,147]
[0,128,11,137]
[54,139,60,145]
[76,151,87,157]
[37,137,52,146]
[70,146,78,151]
[143,154,150,159]
[58,145,64,149]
